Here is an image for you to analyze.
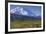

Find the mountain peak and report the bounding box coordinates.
[10,7,28,15]
[10,7,41,18]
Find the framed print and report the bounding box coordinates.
[5,1,45,33]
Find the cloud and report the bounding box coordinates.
[30,10,41,17]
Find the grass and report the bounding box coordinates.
[10,19,41,29]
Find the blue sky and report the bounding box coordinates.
[10,5,41,17]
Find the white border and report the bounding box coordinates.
[8,2,43,32]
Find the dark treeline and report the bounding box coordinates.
[10,14,41,22]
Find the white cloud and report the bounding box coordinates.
[30,10,41,16]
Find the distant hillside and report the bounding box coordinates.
[10,7,41,18]
[10,13,41,21]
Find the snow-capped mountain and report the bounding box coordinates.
[10,7,28,16]
[10,7,41,19]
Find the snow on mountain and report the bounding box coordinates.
[10,7,41,18]
[10,7,28,15]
